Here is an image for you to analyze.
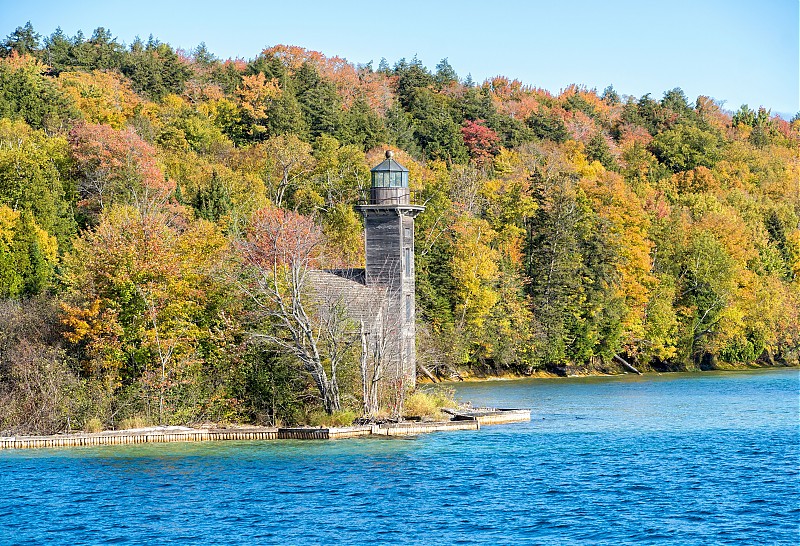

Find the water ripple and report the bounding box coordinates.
[1,369,798,545]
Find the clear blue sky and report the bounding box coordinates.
[2,0,798,115]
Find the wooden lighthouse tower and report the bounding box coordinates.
[356,151,425,387]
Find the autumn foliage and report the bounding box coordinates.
[1,22,798,432]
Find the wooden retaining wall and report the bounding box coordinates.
[0,409,529,450]
[0,428,278,450]
[475,409,531,425]
[374,420,480,436]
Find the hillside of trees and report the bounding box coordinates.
[1,22,798,433]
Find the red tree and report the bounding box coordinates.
[69,122,173,215]
[461,119,500,166]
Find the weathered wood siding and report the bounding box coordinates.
[364,211,402,289]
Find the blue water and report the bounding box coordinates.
[1,369,798,545]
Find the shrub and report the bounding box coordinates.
[84,417,104,433]
[403,386,457,420]
[307,409,357,427]
[116,416,153,430]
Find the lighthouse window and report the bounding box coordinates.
[404,247,412,276]
[404,227,412,240]
[372,172,389,186]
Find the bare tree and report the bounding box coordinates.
[237,208,355,414]
[358,284,403,419]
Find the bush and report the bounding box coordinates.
[307,409,358,427]
[116,415,153,430]
[0,298,86,435]
[84,417,104,433]
[403,386,457,420]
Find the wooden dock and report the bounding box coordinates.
[0,409,530,450]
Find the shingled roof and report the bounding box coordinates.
[306,269,386,323]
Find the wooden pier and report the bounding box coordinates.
[0,409,530,450]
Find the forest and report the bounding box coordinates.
[0,22,798,434]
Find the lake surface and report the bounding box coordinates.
[1,369,798,545]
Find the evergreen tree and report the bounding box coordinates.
[338,96,388,151]
[434,58,458,89]
[585,132,616,170]
[293,62,341,139]
[1,22,40,57]
[193,171,232,222]
[527,110,569,143]
[121,37,191,99]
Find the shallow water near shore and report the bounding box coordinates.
[2,369,798,544]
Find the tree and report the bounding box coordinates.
[649,123,722,172]
[235,71,282,140]
[0,298,83,435]
[62,206,230,425]
[57,70,141,129]
[0,206,58,297]
[407,88,468,162]
[255,134,315,207]
[0,53,78,130]
[68,122,173,217]
[585,132,616,170]
[1,22,40,57]
[338,96,388,151]
[434,58,458,89]
[67,27,124,71]
[461,119,500,166]
[601,85,620,105]
[358,284,404,419]
[121,37,192,100]
[451,215,500,357]
[294,61,342,139]
[0,118,75,247]
[732,104,756,127]
[661,87,692,118]
[394,56,435,109]
[238,207,351,414]
[527,109,569,143]
[192,170,232,221]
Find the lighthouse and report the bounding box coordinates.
[355,151,425,386]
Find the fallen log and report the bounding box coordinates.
[417,364,439,383]
[614,353,642,375]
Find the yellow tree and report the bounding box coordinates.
[62,206,228,424]
[451,215,500,354]
[58,70,141,129]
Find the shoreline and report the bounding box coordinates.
[0,409,531,451]
[4,366,795,449]
[426,361,799,384]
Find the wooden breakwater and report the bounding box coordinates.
[0,409,530,450]
[0,427,279,450]
[445,408,532,426]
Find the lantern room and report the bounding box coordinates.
[369,150,410,205]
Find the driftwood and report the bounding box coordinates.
[614,353,642,375]
[446,364,464,381]
[417,364,439,383]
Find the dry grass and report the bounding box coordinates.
[403,386,457,420]
[116,416,153,430]
[307,409,358,427]
[84,417,104,433]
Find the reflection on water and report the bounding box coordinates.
[2,369,798,545]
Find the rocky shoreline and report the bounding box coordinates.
[425,360,799,383]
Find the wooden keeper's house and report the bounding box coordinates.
[309,151,424,391]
